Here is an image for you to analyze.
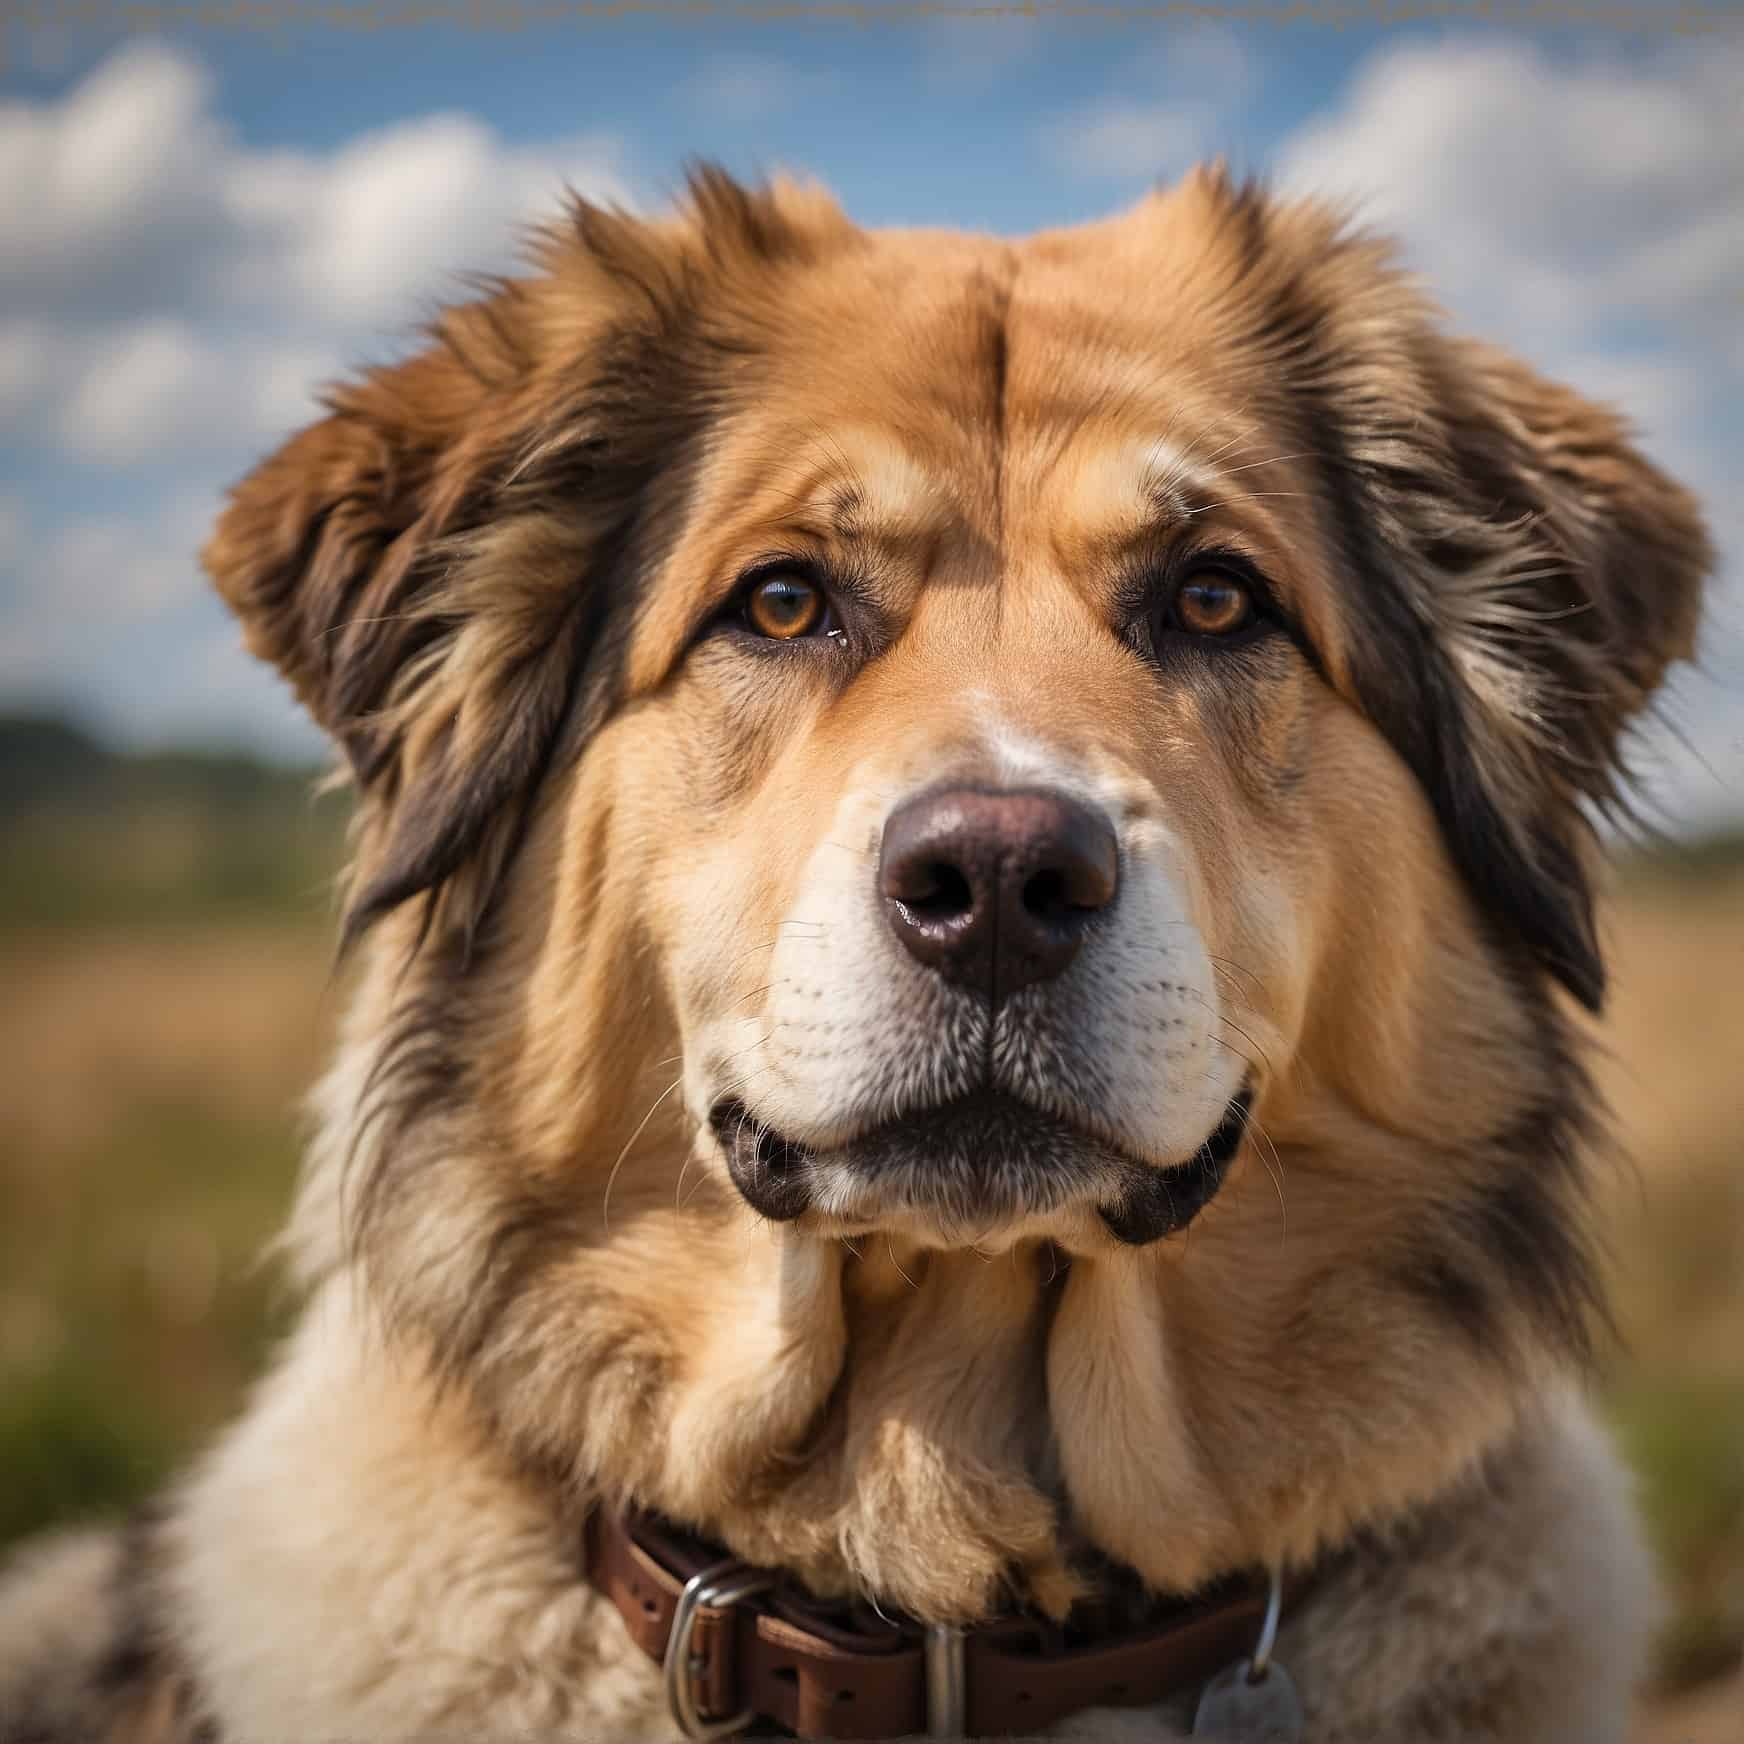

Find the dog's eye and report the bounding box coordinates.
[743,573,830,641]
[1168,571,1254,638]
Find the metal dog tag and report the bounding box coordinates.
[1191,1658,1303,1742]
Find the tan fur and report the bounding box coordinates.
[0,165,1712,1742]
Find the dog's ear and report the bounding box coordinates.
[1220,176,1715,1011]
[1345,336,1713,1014]
[204,167,847,952]
[202,282,598,950]
[204,326,498,772]
[1399,339,1712,1011]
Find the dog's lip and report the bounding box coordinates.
[708,1082,1255,1243]
[708,1098,816,1223]
[1095,1084,1253,1245]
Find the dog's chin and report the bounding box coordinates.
[708,1085,1254,1248]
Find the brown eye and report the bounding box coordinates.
[744,573,828,640]
[1173,572,1253,637]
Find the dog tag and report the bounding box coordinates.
[1191,1658,1303,1742]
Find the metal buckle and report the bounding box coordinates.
[662,1558,775,1741]
[661,1554,969,1741]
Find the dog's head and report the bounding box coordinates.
[205,166,1710,1617]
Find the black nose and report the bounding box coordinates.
[878,786,1119,1002]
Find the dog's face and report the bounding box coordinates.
[205,168,1710,1618]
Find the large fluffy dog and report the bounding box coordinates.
[0,166,1714,1743]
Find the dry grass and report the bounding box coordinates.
[0,872,1738,1736]
[1594,870,1744,1738]
[0,927,341,1158]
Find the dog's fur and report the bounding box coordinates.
[0,165,1714,1743]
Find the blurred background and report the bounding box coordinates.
[1,4,1739,1738]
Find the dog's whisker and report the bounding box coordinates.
[1193,992,1274,1078]
[726,939,784,965]
[711,1048,777,1094]
[602,1075,685,1234]
[1205,953,1267,997]
[726,981,781,1013]
[1215,1015,1273,1077]
[1208,1031,1261,1080]
[1244,1112,1289,1241]
[885,1235,920,1292]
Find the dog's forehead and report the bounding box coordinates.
[626,205,1345,688]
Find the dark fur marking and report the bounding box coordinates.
[1393,1050,1609,1373]
[981,266,1013,547]
[1213,176,1608,1009]
[2,1504,221,1744]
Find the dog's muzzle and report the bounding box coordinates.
[710,1085,1253,1245]
[710,780,1251,1242]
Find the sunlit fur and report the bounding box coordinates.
[0,165,1712,1744]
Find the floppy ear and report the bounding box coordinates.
[1351,336,1713,1013]
[202,286,596,951]
[204,169,846,952]
[204,327,496,773]
[1223,175,1715,1011]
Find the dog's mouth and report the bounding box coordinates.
[708,1084,1254,1246]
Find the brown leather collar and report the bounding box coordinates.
[584,1508,1281,1740]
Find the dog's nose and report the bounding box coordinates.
[878,786,1119,1002]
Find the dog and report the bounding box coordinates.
[0,164,1714,1743]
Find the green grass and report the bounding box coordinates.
[1611,1377,1744,1692]
[0,1098,301,1547]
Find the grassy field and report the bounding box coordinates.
[1593,863,1744,1737]
[0,717,1738,1736]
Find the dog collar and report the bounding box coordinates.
[584,1508,1294,1740]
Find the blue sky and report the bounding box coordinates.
[2,4,1740,830]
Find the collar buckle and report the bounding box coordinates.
[662,1557,969,1741]
[663,1558,776,1740]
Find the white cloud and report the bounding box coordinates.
[1271,34,1744,562]
[0,495,197,698]
[0,480,325,758]
[1276,37,1743,360]
[0,40,632,760]
[0,42,228,316]
[0,321,70,432]
[229,115,630,328]
[58,320,219,464]
[1045,99,1210,181]
[23,491,215,625]
[49,322,344,465]
[0,42,632,462]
